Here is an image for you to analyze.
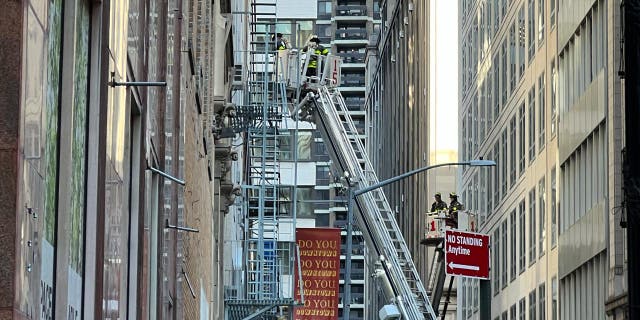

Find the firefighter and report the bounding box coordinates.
[302,35,329,77]
[271,33,288,51]
[430,192,448,213]
[447,192,464,228]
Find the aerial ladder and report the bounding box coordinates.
[289,52,438,320]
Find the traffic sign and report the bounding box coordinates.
[444,229,490,279]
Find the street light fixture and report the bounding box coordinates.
[353,159,496,197]
[342,159,496,320]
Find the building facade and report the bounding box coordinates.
[316,1,381,318]
[458,0,626,319]
[1,0,233,319]
[365,0,441,316]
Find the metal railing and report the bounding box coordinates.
[335,28,368,40]
[336,5,368,16]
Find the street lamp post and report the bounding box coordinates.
[342,160,496,320]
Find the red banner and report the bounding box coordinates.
[294,228,341,320]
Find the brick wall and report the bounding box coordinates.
[0,0,22,319]
[181,74,215,319]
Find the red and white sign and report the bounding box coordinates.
[444,229,490,279]
[294,228,341,320]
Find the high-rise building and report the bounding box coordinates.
[365,0,448,317]
[458,0,625,319]
[315,1,380,319]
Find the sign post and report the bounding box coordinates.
[444,229,490,279]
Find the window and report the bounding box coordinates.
[494,0,501,34]
[502,42,508,105]
[528,0,535,61]
[461,279,467,318]
[373,0,381,19]
[539,283,546,320]
[539,177,546,256]
[480,170,487,223]
[494,55,501,118]
[550,0,557,28]
[560,253,606,320]
[519,297,526,320]
[529,188,537,265]
[509,117,516,187]
[318,1,332,18]
[518,6,526,77]
[502,130,508,195]
[510,209,517,281]
[528,86,536,162]
[317,24,332,38]
[510,304,517,320]
[552,276,558,320]
[487,71,494,130]
[480,84,486,142]
[488,151,495,216]
[538,0,545,46]
[316,166,331,185]
[558,0,607,111]
[295,187,314,216]
[551,167,557,247]
[529,290,537,320]
[551,59,557,135]
[297,21,314,47]
[538,73,546,150]
[493,227,501,295]
[501,0,508,19]
[473,95,480,155]
[502,311,508,320]
[518,103,526,175]
[560,124,606,232]
[472,174,479,212]
[519,199,526,273]
[474,279,480,312]
[502,219,508,288]
[277,131,313,160]
[462,115,467,164]
[494,142,501,207]
[468,278,473,318]
[509,23,516,93]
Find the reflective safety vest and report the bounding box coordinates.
[308,45,329,69]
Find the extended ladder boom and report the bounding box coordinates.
[310,85,437,320]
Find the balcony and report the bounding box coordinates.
[335,28,368,40]
[340,244,365,256]
[318,36,332,44]
[339,52,366,64]
[336,5,368,20]
[340,268,365,280]
[340,75,365,87]
[343,96,365,111]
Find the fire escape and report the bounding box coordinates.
[224,1,299,318]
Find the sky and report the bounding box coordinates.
[429,0,459,154]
